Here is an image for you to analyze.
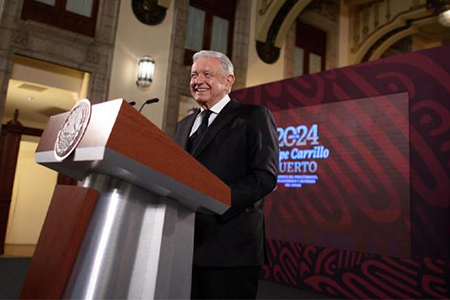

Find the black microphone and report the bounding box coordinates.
[128,101,136,106]
[139,98,159,113]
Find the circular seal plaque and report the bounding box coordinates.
[54,99,92,161]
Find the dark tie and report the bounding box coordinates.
[187,110,213,154]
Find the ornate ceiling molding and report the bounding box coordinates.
[256,0,286,43]
[256,0,313,63]
[352,7,432,63]
[365,16,440,61]
[274,0,313,47]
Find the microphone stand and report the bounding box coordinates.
[139,98,159,113]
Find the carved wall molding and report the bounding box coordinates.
[350,0,428,55]
[256,0,296,64]
[305,0,339,22]
[366,16,439,61]
[361,23,411,61]
[380,35,413,58]
[256,41,281,64]
[256,0,314,64]
[259,0,276,15]
[351,5,432,63]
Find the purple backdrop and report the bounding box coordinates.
[232,45,450,299]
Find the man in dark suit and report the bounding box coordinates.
[174,50,278,299]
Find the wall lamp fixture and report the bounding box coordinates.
[136,55,155,87]
[427,0,450,27]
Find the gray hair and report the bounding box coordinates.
[193,50,234,76]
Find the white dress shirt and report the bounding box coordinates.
[189,95,231,137]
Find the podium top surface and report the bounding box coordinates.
[35,99,230,214]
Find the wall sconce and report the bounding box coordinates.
[438,9,450,26]
[427,0,450,27]
[136,55,155,87]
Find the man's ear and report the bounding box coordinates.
[226,74,235,87]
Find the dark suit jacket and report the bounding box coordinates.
[174,98,278,267]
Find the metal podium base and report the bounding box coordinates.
[63,173,195,299]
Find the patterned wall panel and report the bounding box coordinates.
[232,45,450,298]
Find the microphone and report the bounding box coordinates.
[139,98,159,113]
[128,101,136,106]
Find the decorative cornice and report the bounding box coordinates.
[256,41,281,64]
[256,0,299,64]
[305,0,339,22]
[259,0,276,15]
[361,24,410,61]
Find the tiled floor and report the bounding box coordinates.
[0,257,332,299]
[3,244,35,257]
[257,280,331,299]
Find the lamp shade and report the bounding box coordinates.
[427,0,450,26]
[439,9,450,26]
[136,56,155,87]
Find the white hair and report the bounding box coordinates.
[192,50,234,76]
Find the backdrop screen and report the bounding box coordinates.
[265,92,411,257]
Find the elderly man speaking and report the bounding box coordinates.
[174,50,278,299]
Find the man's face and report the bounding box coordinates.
[190,57,235,109]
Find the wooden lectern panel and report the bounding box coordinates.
[35,99,231,213]
[20,185,99,299]
[107,101,230,206]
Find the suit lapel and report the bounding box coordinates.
[179,109,199,149]
[191,99,239,158]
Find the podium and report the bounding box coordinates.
[20,99,230,299]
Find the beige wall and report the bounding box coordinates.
[5,136,57,245]
[108,1,175,129]
[246,0,286,88]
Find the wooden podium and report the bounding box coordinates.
[20,99,230,299]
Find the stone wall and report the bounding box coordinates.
[0,0,121,132]
[163,0,252,135]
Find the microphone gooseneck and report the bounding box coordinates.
[139,98,159,113]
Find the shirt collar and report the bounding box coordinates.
[199,94,231,115]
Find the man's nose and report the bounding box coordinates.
[194,74,205,83]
